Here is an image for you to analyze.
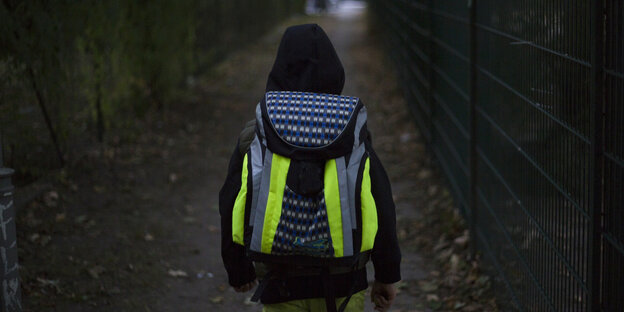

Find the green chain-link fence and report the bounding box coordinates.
[370,0,623,311]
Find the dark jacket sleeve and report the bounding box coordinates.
[367,145,402,284]
[219,142,256,287]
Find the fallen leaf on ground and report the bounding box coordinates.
[37,277,61,293]
[426,294,439,302]
[476,275,490,286]
[463,304,483,311]
[453,302,466,310]
[418,169,432,179]
[25,212,43,227]
[418,281,438,292]
[428,301,442,310]
[244,296,258,305]
[43,191,59,207]
[395,280,408,290]
[443,274,462,287]
[84,220,96,228]
[436,247,454,261]
[88,266,106,279]
[167,269,188,278]
[465,272,478,284]
[450,254,460,271]
[55,213,66,222]
[427,185,438,196]
[433,236,449,253]
[210,296,224,304]
[40,235,51,246]
[144,233,154,241]
[29,233,40,242]
[400,132,411,143]
[93,185,105,193]
[454,230,470,247]
[169,173,178,183]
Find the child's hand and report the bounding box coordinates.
[234,279,258,293]
[370,280,397,312]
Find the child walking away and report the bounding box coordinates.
[220,24,401,312]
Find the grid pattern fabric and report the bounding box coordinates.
[271,185,333,257]
[266,91,358,147]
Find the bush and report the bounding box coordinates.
[0,0,304,185]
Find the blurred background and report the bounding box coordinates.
[0,0,305,185]
[1,0,623,311]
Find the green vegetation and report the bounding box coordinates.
[0,0,304,184]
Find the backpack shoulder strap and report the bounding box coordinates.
[238,119,257,155]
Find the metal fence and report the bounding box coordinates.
[370,0,623,311]
[0,137,21,312]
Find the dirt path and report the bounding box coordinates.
[140,4,431,311]
[151,4,432,311]
[20,2,494,312]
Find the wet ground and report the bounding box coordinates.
[18,2,497,311]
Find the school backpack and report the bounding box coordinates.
[232,91,378,311]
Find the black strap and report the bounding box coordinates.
[335,254,364,312]
[336,273,359,312]
[325,253,367,312]
[250,270,276,303]
[322,268,338,312]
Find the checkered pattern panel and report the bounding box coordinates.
[271,185,333,257]
[266,91,359,147]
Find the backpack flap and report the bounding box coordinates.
[260,91,363,160]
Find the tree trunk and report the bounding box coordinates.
[94,62,105,143]
[28,66,65,167]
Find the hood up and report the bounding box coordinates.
[266,24,345,95]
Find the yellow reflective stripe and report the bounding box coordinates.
[232,154,248,245]
[324,159,344,257]
[261,154,290,254]
[360,157,378,252]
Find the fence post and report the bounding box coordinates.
[0,135,21,312]
[425,0,434,144]
[589,0,604,310]
[468,0,478,258]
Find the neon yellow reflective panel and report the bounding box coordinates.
[324,159,344,257]
[360,157,378,252]
[232,154,248,245]
[261,154,290,254]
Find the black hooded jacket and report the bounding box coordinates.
[266,24,345,95]
[219,24,401,304]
